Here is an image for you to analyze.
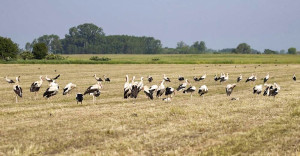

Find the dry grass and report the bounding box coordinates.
[0,64,299,155]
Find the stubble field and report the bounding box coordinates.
[0,64,299,155]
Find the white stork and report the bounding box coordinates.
[147,75,153,83]
[183,83,196,99]
[253,84,263,95]
[143,85,153,100]
[104,75,110,82]
[165,87,175,99]
[124,75,131,99]
[220,73,229,83]
[63,83,77,95]
[178,75,184,81]
[214,74,220,82]
[198,85,208,99]
[156,80,166,98]
[264,73,269,83]
[177,79,188,91]
[30,76,43,98]
[263,83,280,97]
[94,74,103,82]
[137,77,144,93]
[237,74,242,82]
[5,76,15,83]
[293,73,296,81]
[246,73,256,83]
[194,76,200,82]
[84,82,102,104]
[149,84,158,95]
[226,84,236,96]
[163,74,171,82]
[13,76,22,103]
[199,73,206,81]
[43,81,59,99]
[45,74,60,83]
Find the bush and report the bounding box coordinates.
[288,47,296,54]
[89,56,111,61]
[0,36,18,60]
[45,54,66,60]
[20,51,34,60]
[32,43,48,59]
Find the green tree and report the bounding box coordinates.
[192,41,206,53]
[20,51,34,60]
[0,36,19,60]
[36,35,62,54]
[233,43,251,54]
[25,42,32,51]
[264,49,278,54]
[32,43,48,59]
[288,47,296,54]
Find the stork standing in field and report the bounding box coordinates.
[76,93,83,104]
[183,82,196,99]
[137,77,144,93]
[226,84,236,96]
[63,83,77,95]
[220,73,229,83]
[246,73,256,83]
[45,74,60,83]
[253,84,263,95]
[143,86,153,100]
[124,75,131,99]
[194,76,200,82]
[199,73,206,81]
[84,82,102,104]
[30,76,43,99]
[43,81,59,99]
[293,73,296,81]
[163,74,171,82]
[198,85,208,99]
[177,79,188,91]
[149,84,158,95]
[214,74,220,82]
[94,74,103,82]
[156,80,166,98]
[263,83,280,97]
[165,87,175,100]
[13,76,22,103]
[237,74,242,82]
[104,75,110,82]
[5,76,15,83]
[147,75,153,83]
[264,73,269,83]
[178,75,184,81]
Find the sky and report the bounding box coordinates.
[0,0,299,52]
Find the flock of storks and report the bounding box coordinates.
[3,71,297,104]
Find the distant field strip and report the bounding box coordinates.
[1,54,300,64]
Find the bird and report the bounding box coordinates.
[177,79,188,91]
[30,76,43,98]
[199,73,206,81]
[237,74,242,82]
[13,77,22,103]
[264,73,269,83]
[178,75,184,81]
[104,75,110,82]
[253,84,263,95]
[263,83,280,97]
[156,80,166,98]
[198,85,208,98]
[124,75,131,99]
[226,84,236,96]
[220,73,229,83]
[143,86,153,100]
[246,73,256,83]
[163,74,171,82]
[183,85,196,99]
[76,93,83,104]
[43,81,59,99]
[45,74,60,83]
[194,76,200,82]
[84,82,102,104]
[147,75,153,83]
[293,73,296,81]
[162,97,171,102]
[137,77,144,93]
[165,87,175,98]
[93,74,103,82]
[214,74,220,82]
[149,84,158,95]
[63,83,77,95]
[4,76,15,83]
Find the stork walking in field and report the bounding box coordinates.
[94,74,103,82]
[178,75,184,81]
[124,75,131,99]
[30,76,43,99]
[220,73,229,83]
[246,73,256,83]
[84,82,102,104]
[177,79,188,91]
[293,73,296,81]
[237,74,242,82]
[165,87,175,99]
[63,83,77,95]
[163,74,171,82]
[199,73,206,81]
[226,84,236,96]
[253,84,263,95]
[13,76,22,103]
[264,73,269,83]
[156,80,166,98]
[45,74,60,83]
[147,75,153,83]
[104,75,110,82]
[183,82,196,99]
[43,81,59,99]
[263,83,280,98]
[198,85,208,99]
[5,76,15,83]
[143,86,153,100]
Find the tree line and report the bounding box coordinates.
[0,23,299,60]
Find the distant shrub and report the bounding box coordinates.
[32,43,48,59]
[20,51,34,60]
[152,58,160,61]
[45,54,66,60]
[89,56,111,61]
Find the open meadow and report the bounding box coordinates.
[0,64,300,155]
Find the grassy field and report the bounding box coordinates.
[0,64,300,155]
[2,54,300,64]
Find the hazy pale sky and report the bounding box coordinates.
[0,0,299,51]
